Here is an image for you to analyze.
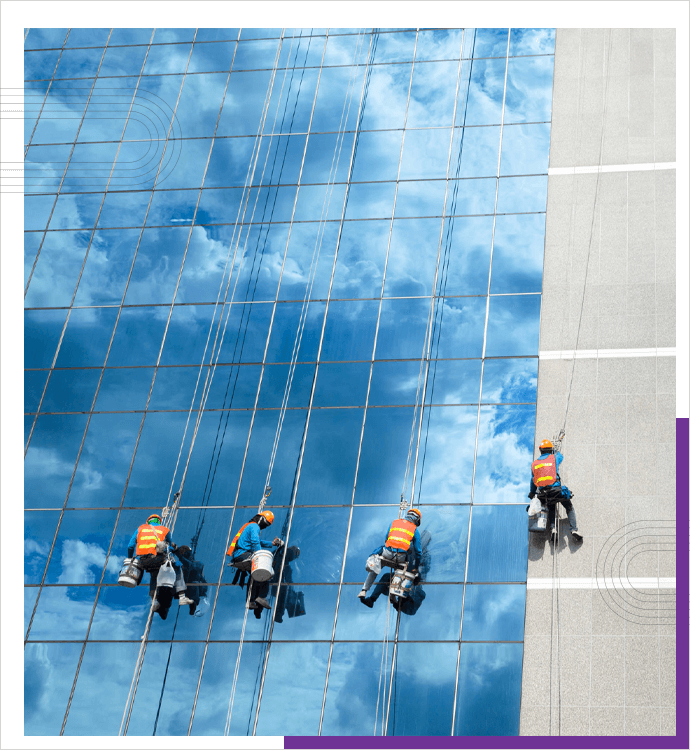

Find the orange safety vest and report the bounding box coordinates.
[531,454,558,487]
[135,524,170,556]
[385,518,417,552]
[226,522,254,559]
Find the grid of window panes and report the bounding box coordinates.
[24,27,555,737]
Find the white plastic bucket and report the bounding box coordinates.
[251,550,274,582]
[118,558,143,588]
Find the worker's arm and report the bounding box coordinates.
[127,529,138,558]
[411,530,422,571]
[555,451,564,476]
[246,524,273,552]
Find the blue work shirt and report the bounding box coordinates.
[530,450,564,495]
[371,521,422,570]
[232,522,274,560]
[127,526,173,558]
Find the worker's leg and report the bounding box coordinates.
[546,502,557,531]
[361,571,377,592]
[560,494,578,533]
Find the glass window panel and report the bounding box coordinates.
[216,70,274,136]
[25,309,69,367]
[474,29,509,59]
[196,185,242,223]
[175,73,228,137]
[232,38,282,71]
[473,404,535,505]
[23,86,49,146]
[153,138,213,191]
[204,365,263,410]
[490,213,545,293]
[24,231,89,308]
[312,362,370,407]
[296,408,363,505]
[97,190,150,228]
[25,194,56,231]
[255,642,330,735]
[48,192,102,230]
[400,128,453,180]
[217,302,274,364]
[25,28,69,50]
[396,583,463,640]
[311,66,366,133]
[24,415,88,508]
[251,133,308,186]
[463,57,506,126]
[152,29,196,44]
[66,413,142,508]
[451,125,500,178]
[54,47,105,79]
[435,296,486,359]
[123,227,188,305]
[481,358,538,403]
[43,508,119,583]
[98,44,148,77]
[207,584,275,641]
[452,177,497,216]
[330,220,389,300]
[343,181,395,220]
[257,362,315,407]
[25,369,50,413]
[24,510,61,581]
[73,228,140,305]
[24,232,44,288]
[25,642,82,735]
[62,141,121,191]
[123,74,186,135]
[24,587,39,638]
[188,41,236,73]
[277,221,340,302]
[146,188,199,226]
[359,64,414,131]
[497,175,547,213]
[143,43,193,75]
[147,364,205,410]
[195,29,240,43]
[62,29,109,48]
[27,585,97,641]
[425,359,483,404]
[107,306,170,366]
[386,643,457,735]
[264,301,325,362]
[31,90,90,146]
[454,643,523,735]
[485,294,541,356]
[24,48,62,81]
[376,298,430,360]
[190,641,266,736]
[266,68,321,136]
[466,505,528,581]
[300,132,356,185]
[343,505,401,582]
[94,366,155,411]
[504,55,555,123]
[320,300,378,361]
[323,32,365,66]
[322,642,393,735]
[334,582,399,640]
[62,642,142,736]
[394,179,446,218]
[270,585,338,640]
[383,218,443,297]
[108,29,154,46]
[372,30,417,63]
[40,367,100,413]
[500,122,551,176]
[56,307,118,367]
[415,406,478,506]
[354,407,414,505]
[235,409,308,505]
[416,28,465,62]
[407,62,460,128]
[369,360,424,406]
[461,584,526,641]
[293,183,347,222]
[350,130,404,183]
[126,642,206,736]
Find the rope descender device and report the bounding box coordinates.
[258,485,271,513]
[399,492,408,519]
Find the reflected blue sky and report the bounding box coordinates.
[24,26,554,737]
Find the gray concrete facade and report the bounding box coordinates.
[520,29,676,737]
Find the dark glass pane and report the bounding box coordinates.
[25,586,39,638]
[108,28,154,45]
[461,584,526,641]
[270,585,338,640]
[40,367,101,412]
[25,28,69,50]
[123,227,189,305]
[383,218,444,297]
[25,194,56,231]
[107,306,170,366]
[485,294,541,356]
[24,510,61,582]
[376,298,430,360]
[300,132,356,185]
[24,231,44,287]
[232,38,282,71]
[435,296,486,359]
[25,369,50,413]
[454,643,523,735]
[312,362,370,407]
[257,362,315,407]
[143,43,193,75]
[217,302,275,364]
[396,583,463,640]
[266,68,322,136]
[320,300,378,362]
[490,213,545,294]
[368,360,425,406]
[94,367,155,412]
[48,193,102,230]
[439,215,494,296]
[264,301,325,363]
[25,309,68,368]
[467,505,528,582]
[188,41,237,73]
[331,221,389,300]
[55,307,119,367]
[425,359,483,404]
[203,365,263,410]
[24,49,62,81]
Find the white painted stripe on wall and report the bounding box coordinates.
[527,577,676,590]
[539,347,676,360]
[549,162,676,175]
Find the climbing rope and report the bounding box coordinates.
[374,595,394,735]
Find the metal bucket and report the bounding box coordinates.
[118,557,143,588]
[389,569,416,598]
[157,560,176,588]
[251,550,274,582]
[528,509,548,533]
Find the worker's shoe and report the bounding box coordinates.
[255,597,271,610]
[178,595,194,606]
[357,589,367,599]
[571,530,583,542]
[253,607,262,620]
[359,595,374,608]
[151,599,160,612]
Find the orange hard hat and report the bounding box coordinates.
[406,508,422,525]
[146,514,162,525]
[258,510,274,525]
[539,439,553,451]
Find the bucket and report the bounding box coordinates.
[528,509,549,533]
[251,550,274,582]
[118,558,143,588]
[157,560,176,588]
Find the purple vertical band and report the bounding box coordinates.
[675,417,689,748]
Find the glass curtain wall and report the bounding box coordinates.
[23,27,555,736]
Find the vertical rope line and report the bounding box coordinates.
[374,594,393,735]
[250,28,379,737]
[24,29,71,157]
[151,607,182,735]
[383,608,403,735]
[223,602,251,735]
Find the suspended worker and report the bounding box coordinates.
[226,510,284,616]
[174,545,208,616]
[529,439,583,543]
[127,514,194,613]
[358,508,422,604]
